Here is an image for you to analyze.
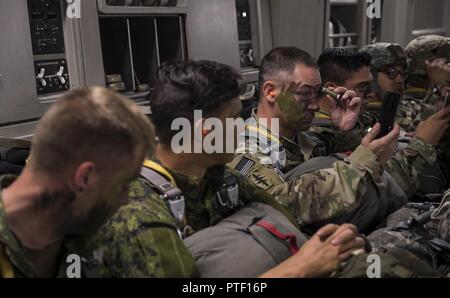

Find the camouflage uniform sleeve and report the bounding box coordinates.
[91,180,199,278]
[229,168,299,228]
[230,146,384,227]
[386,138,437,197]
[287,145,383,226]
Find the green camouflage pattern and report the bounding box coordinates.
[0,175,38,278]
[81,177,198,278]
[360,42,408,69]
[82,163,294,278]
[405,35,450,76]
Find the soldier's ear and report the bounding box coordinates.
[263,81,278,103]
[193,117,212,141]
[72,162,96,194]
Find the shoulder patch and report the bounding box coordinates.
[250,173,273,191]
[234,157,255,176]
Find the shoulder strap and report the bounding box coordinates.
[140,160,185,237]
[0,243,14,278]
[142,160,177,186]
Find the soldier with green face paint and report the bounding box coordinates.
[229,47,411,234]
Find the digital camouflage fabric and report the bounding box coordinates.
[82,164,295,278]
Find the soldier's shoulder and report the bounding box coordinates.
[227,155,286,194]
[103,178,177,236]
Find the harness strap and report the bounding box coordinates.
[140,161,185,232]
[256,220,299,255]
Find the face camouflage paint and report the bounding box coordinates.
[276,82,309,130]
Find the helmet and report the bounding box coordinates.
[360,42,408,70]
[405,35,450,76]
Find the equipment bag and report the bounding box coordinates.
[184,202,307,278]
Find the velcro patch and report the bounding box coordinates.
[235,157,255,176]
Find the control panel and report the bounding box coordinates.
[34,59,70,95]
[27,0,65,55]
[27,0,69,96]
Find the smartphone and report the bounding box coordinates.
[377,91,401,139]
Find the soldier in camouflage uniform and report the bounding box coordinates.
[228,47,419,234]
[361,43,406,126]
[405,36,450,193]
[84,60,371,278]
[312,47,450,197]
[358,42,419,130]
[0,87,154,278]
[400,35,450,132]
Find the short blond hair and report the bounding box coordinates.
[29,87,155,175]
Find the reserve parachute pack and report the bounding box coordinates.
[141,161,308,277]
[184,202,307,278]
